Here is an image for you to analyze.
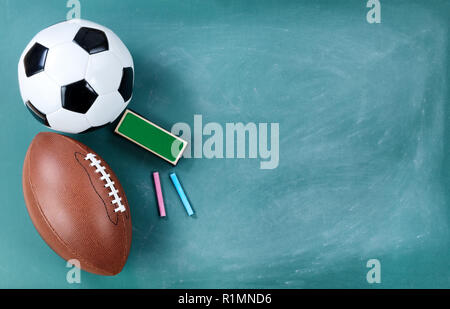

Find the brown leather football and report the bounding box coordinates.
[22,132,132,276]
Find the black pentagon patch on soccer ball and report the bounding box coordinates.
[24,43,49,77]
[61,80,98,114]
[25,100,49,126]
[73,27,109,54]
[118,67,134,102]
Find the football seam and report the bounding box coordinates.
[26,141,113,275]
[62,134,129,270]
[74,152,119,225]
[83,154,123,213]
[120,206,128,271]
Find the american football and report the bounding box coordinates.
[22,132,132,276]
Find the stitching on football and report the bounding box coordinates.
[84,152,126,213]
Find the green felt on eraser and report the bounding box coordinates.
[115,109,187,165]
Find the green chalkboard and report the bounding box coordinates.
[0,0,449,288]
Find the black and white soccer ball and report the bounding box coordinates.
[18,19,134,134]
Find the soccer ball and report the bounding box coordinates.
[18,19,134,134]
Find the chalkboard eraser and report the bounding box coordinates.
[115,109,188,165]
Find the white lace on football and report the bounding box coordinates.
[84,153,126,213]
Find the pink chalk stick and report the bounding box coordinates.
[152,172,166,217]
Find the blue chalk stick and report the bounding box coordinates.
[170,173,194,216]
